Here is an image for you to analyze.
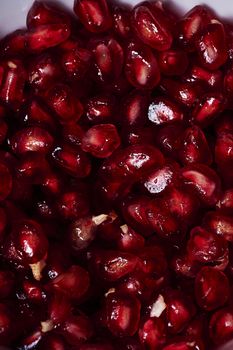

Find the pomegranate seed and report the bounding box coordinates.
[142,161,180,195]
[122,90,149,127]
[62,123,84,148]
[178,125,212,165]
[195,266,229,311]
[61,46,92,80]
[148,96,183,125]
[9,126,53,155]
[27,23,71,53]
[131,3,173,50]
[155,124,185,158]
[160,79,202,107]
[117,224,145,252]
[158,49,189,76]
[0,29,27,56]
[51,144,91,178]
[186,64,223,90]
[209,307,233,345]
[10,219,48,280]
[191,92,225,126]
[217,189,233,212]
[112,6,132,38]
[0,270,15,299]
[139,317,166,349]
[122,126,156,146]
[81,124,120,158]
[38,333,68,350]
[181,163,221,206]
[27,1,71,28]
[162,337,204,350]
[195,20,228,70]
[0,59,26,109]
[125,41,160,89]
[61,315,93,346]
[90,37,124,83]
[50,265,90,300]
[104,292,141,336]
[187,226,228,267]
[203,210,233,242]
[85,94,116,124]
[46,83,83,123]
[74,0,112,33]
[28,53,62,91]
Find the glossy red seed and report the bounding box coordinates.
[192,93,225,127]
[139,317,166,349]
[9,126,53,155]
[50,265,90,299]
[112,6,132,38]
[28,53,62,91]
[181,164,221,206]
[125,42,160,89]
[0,163,12,200]
[23,280,45,303]
[203,210,233,242]
[0,59,26,109]
[132,4,172,51]
[117,224,145,252]
[27,0,71,28]
[195,21,228,70]
[178,125,212,165]
[27,24,71,53]
[0,29,27,56]
[0,270,15,299]
[215,131,233,166]
[38,333,67,350]
[158,49,188,76]
[61,46,92,80]
[122,90,149,127]
[217,189,233,212]
[155,124,185,158]
[104,292,141,336]
[57,188,90,221]
[209,307,233,345]
[51,144,91,178]
[69,216,96,251]
[165,290,196,334]
[142,161,180,195]
[61,315,93,346]
[186,64,223,90]
[62,124,84,148]
[85,94,116,124]
[162,337,204,350]
[187,226,228,267]
[195,266,229,311]
[148,96,183,125]
[178,5,212,50]
[46,83,83,123]
[74,0,112,33]
[81,124,120,158]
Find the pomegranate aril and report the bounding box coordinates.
[9,126,54,155]
[148,96,183,126]
[160,79,202,107]
[178,125,212,165]
[139,317,166,349]
[125,41,160,89]
[178,5,212,50]
[186,64,223,90]
[23,280,46,303]
[195,266,229,311]
[155,124,185,158]
[180,163,221,206]
[162,337,204,350]
[122,90,149,127]
[164,290,196,334]
[61,46,92,80]
[51,144,91,178]
[62,123,84,148]
[158,49,189,76]
[27,23,71,53]
[117,224,145,252]
[60,315,93,346]
[74,0,112,33]
[122,126,156,146]
[215,131,233,165]
[81,124,120,158]
[104,292,141,336]
[27,1,71,28]
[16,153,49,183]
[142,161,180,195]
[217,189,233,212]
[0,29,27,56]
[0,270,15,299]
[112,6,132,38]
[203,210,233,242]
[38,333,68,350]
[0,59,26,109]
[195,20,228,70]
[28,53,62,91]
[209,307,233,345]
[46,83,83,123]
[191,92,225,127]
[187,226,228,267]
[50,265,90,300]
[56,188,90,221]
[85,94,116,124]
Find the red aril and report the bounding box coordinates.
[148,97,183,125]
[209,307,233,345]
[158,49,189,76]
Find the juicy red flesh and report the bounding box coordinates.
[1,1,233,349]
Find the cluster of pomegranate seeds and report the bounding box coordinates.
[1,0,233,349]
